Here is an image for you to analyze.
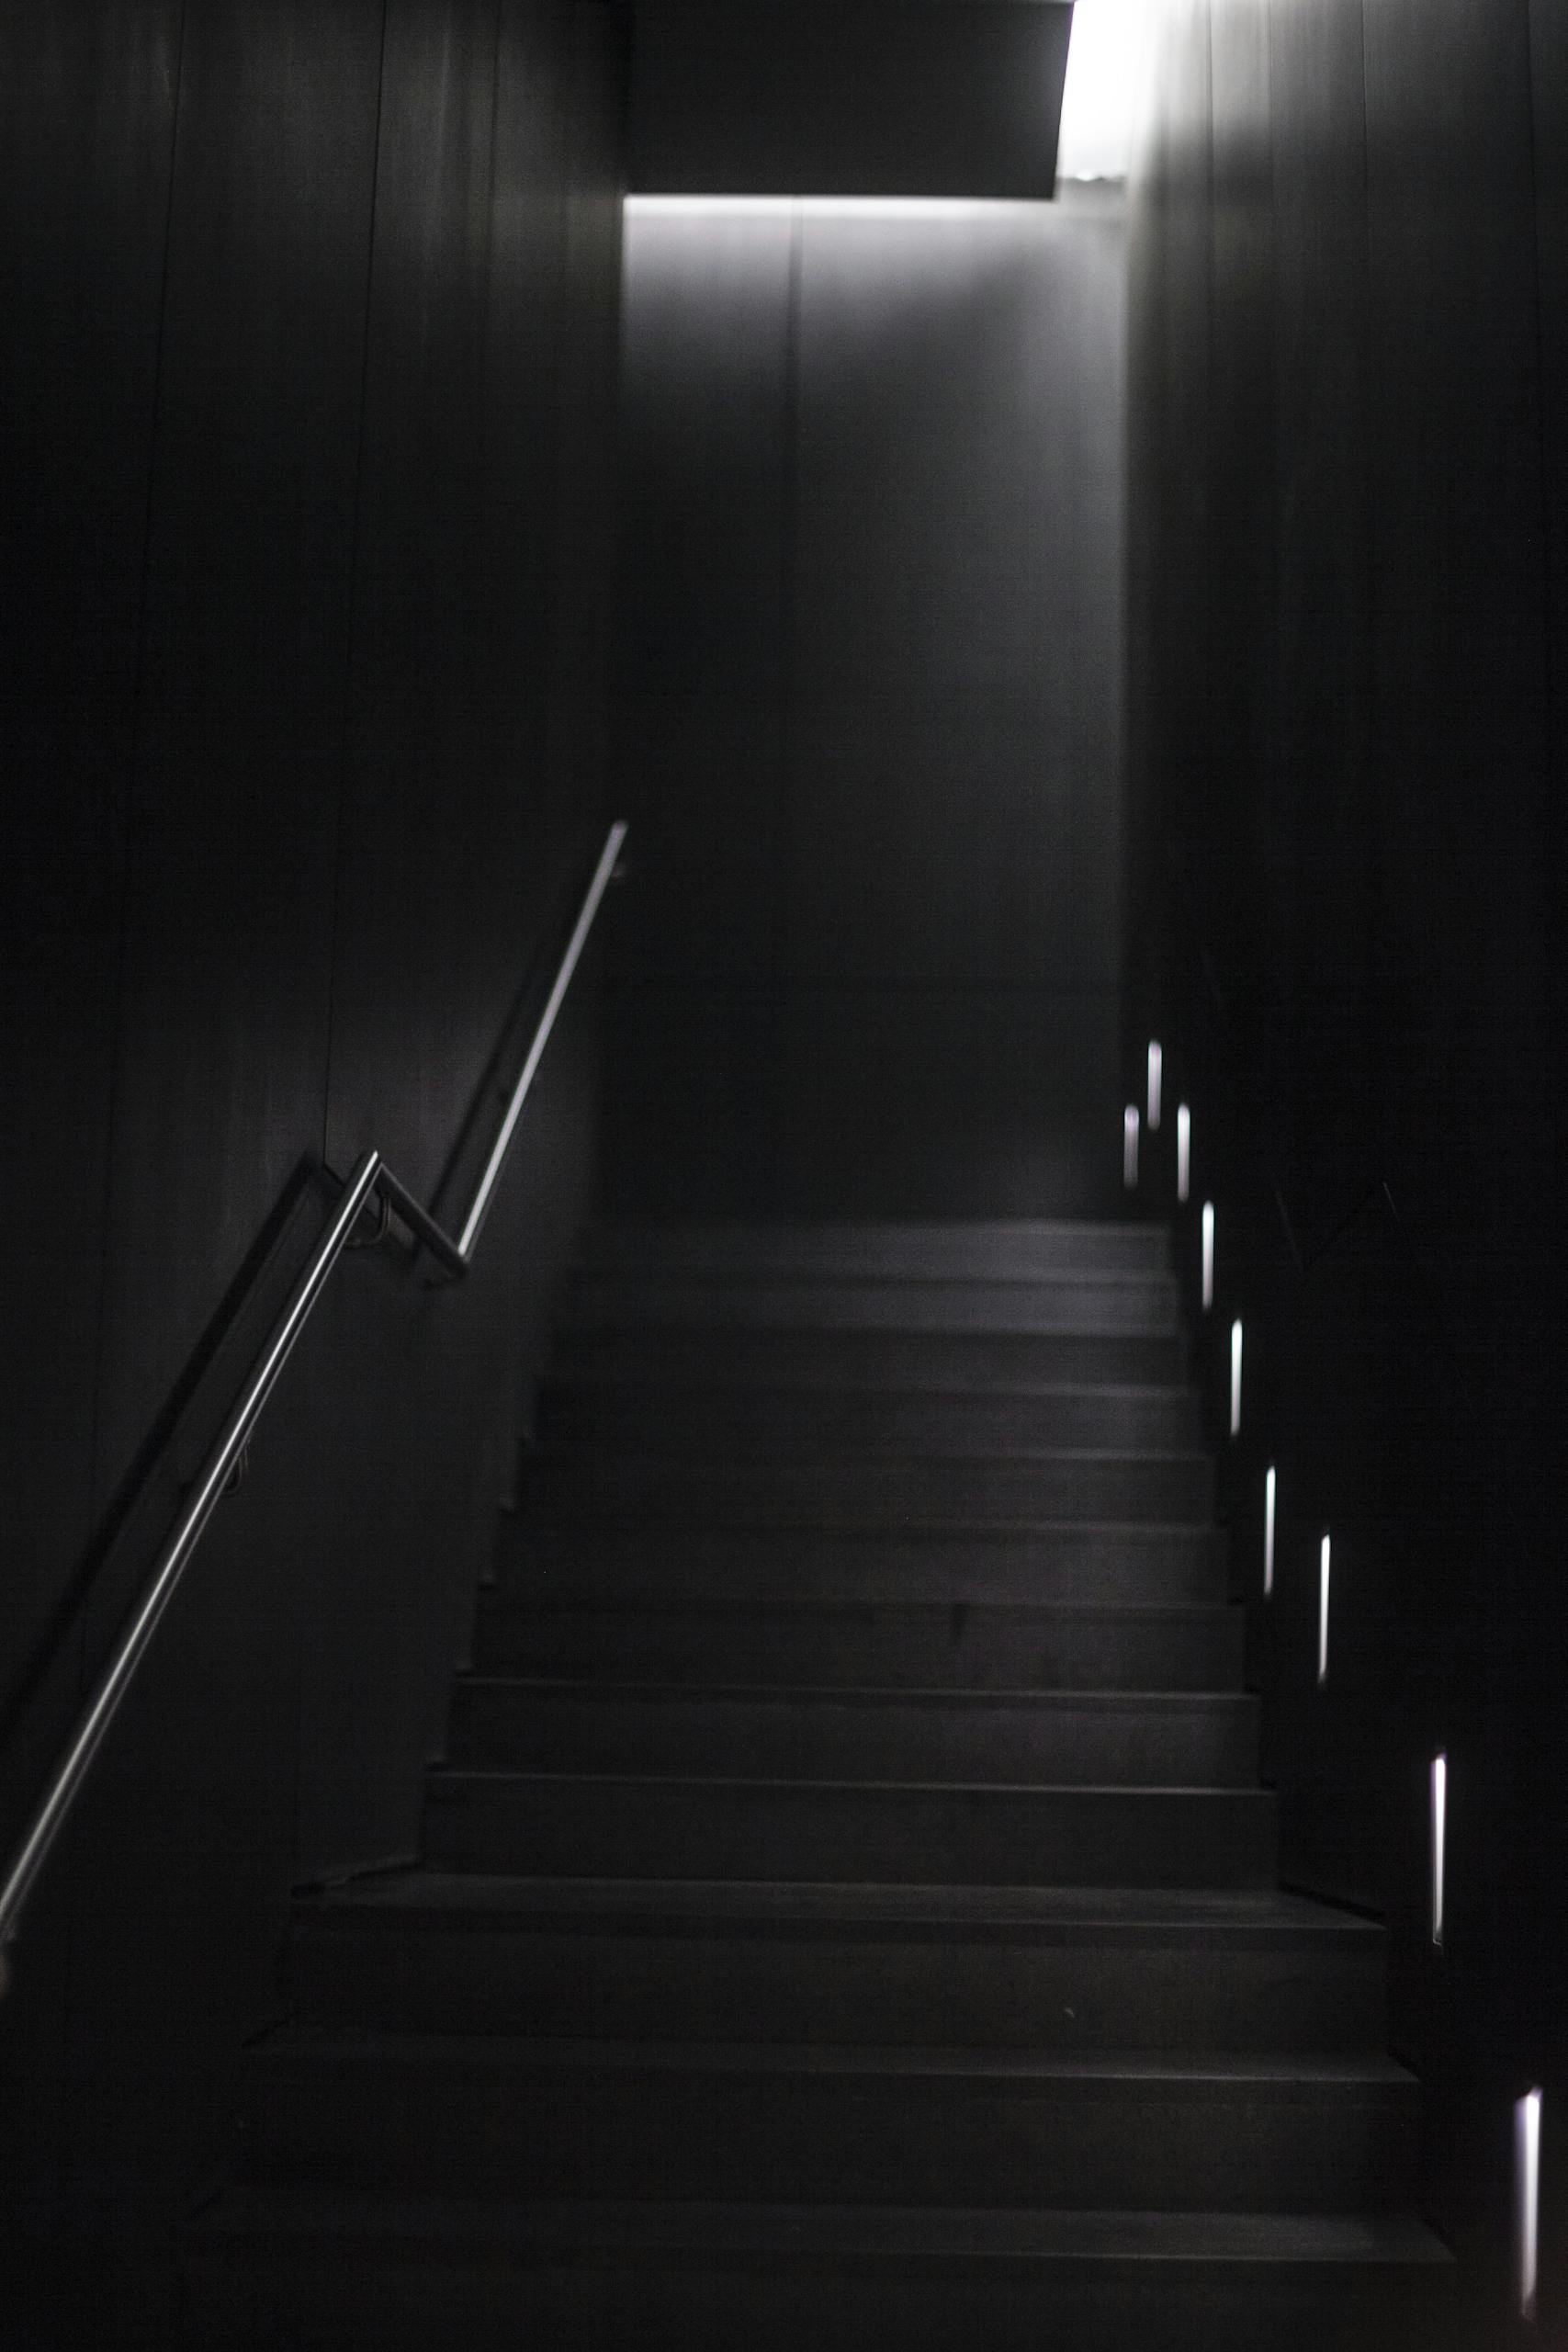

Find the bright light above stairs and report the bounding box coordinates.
[1056,0,1153,183]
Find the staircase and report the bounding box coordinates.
[186,1220,1453,2346]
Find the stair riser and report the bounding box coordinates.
[498,1527,1230,1608]
[567,1277,1181,1335]
[556,1328,1190,1386]
[245,2063,1420,2211]
[446,1690,1262,1786]
[524,1453,1213,1526]
[186,2252,1456,2352]
[471,1604,1247,1690]
[288,1924,1386,2052]
[540,1385,1202,1456]
[579,1225,1176,1278]
[423,1779,1279,1887]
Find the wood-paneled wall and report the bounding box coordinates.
[0,5,626,2335]
[1126,0,1566,2314]
[609,191,1127,1216]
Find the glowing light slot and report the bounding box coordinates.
[624,197,1024,220]
[1055,0,1155,184]
[1201,1203,1214,1311]
[798,198,1014,221]
[1517,2088,1542,2322]
[1430,1753,1447,1950]
[1229,1320,1243,1437]
[1123,1106,1140,1190]
[1176,1104,1190,1203]
[1263,1465,1276,1596]
[1317,1535,1331,1684]
[1146,1042,1163,1131]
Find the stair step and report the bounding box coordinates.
[555,1323,1190,1385]
[495,1521,1231,1607]
[241,2032,1421,2211]
[288,1874,1387,2050]
[186,2192,1455,2352]
[580,1220,1176,1278]
[471,1596,1246,1689]
[540,1377,1201,1455]
[423,1772,1279,1886]
[446,1680,1262,1785]
[566,1272,1181,1335]
[523,1450,1213,1526]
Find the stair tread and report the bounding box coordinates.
[491,1599,1239,1620]
[575,1270,1177,1289]
[457,1679,1255,1709]
[563,1293,1182,1335]
[535,1445,1211,1464]
[195,2187,1452,2267]
[522,1523,1222,1543]
[306,1871,1379,1937]
[547,1376,1195,1400]
[509,1517,1222,1540]
[257,2028,1416,2086]
[557,1329,1190,1385]
[586,1219,1172,1241]
[429,1768,1275,1796]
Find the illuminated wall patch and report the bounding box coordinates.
[1517,2087,1541,2322]
[1430,1753,1447,1950]
[1263,1465,1276,1597]
[1317,1534,1331,1684]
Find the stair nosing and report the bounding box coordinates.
[426,1768,1276,1798]
[190,2187,1454,2268]
[299,1872,1382,1938]
[252,2028,1417,2093]
[454,1678,1258,1710]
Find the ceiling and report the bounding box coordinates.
[627,3,1076,199]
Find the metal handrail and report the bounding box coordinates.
[0,820,626,1962]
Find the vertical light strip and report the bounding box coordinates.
[1230,1320,1243,1436]
[1430,1753,1447,1950]
[1123,1106,1140,1189]
[1517,2087,1542,2321]
[1176,1104,1190,1203]
[1263,1465,1276,1596]
[1201,1203,1214,1311]
[1147,1042,1163,1130]
[1317,1535,1331,1684]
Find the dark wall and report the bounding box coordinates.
[0,3,626,2337]
[609,189,1127,1217]
[1126,0,1566,2326]
[626,0,1072,198]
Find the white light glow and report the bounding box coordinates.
[1055,0,1154,184]
[1430,1753,1447,1950]
[1201,1203,1214,1311]
[1230,1320,1243,1437]
[624,196,1030,221]
[1263,1465,1276,1596]
[1317,1535,1331,1684]
[1177,1104,1190,1203]
[1517,2088,1542,2321]
[1146,1041,1163,1131]
[1123,1105,1140,1190]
